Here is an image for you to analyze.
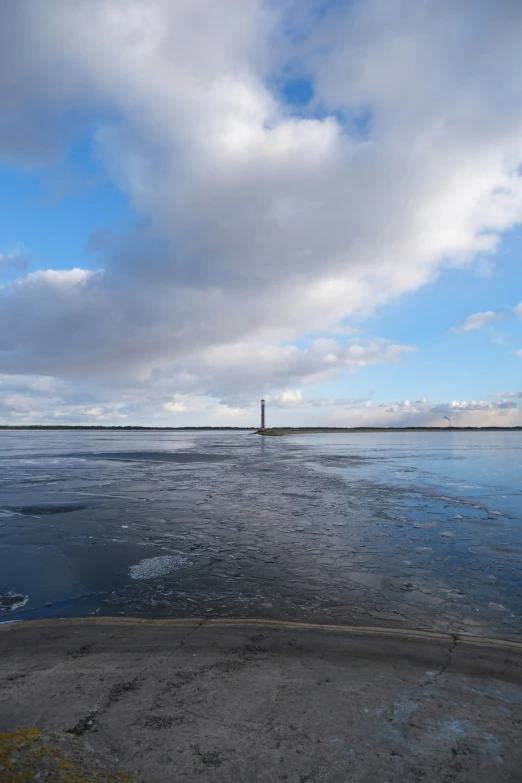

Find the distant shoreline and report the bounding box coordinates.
[0,425,255,431]
[0,425,520,432]
[257,427,522,434]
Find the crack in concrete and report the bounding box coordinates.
[64,618,209,736]
[434,633,459,681]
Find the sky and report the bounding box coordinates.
[1,0,522,428]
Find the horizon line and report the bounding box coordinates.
[0,425,521,432]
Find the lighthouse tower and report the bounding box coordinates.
[261,399,265,429]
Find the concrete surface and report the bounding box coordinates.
[1,618,522,782]
[0,728,136,782]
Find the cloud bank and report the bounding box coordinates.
[450,311,503,332]
[1,1,522,422]
[1,370,519,428]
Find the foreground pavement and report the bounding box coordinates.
[1,618,522,782]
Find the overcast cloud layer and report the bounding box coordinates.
[1,0,522,425]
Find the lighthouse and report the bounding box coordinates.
[261,399,265,429]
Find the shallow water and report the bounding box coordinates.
[0,430,521,638]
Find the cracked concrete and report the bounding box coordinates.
[1,618,522,782]
[63,619,210,740]
[431,633,459,683]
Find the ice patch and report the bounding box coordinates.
[129,555,191,580]
[0,591,29,613]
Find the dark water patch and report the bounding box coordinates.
[70,451,230,464]
[58,540,194,594]
[0,593,102,623]
[311,455,377,468]
[473,543,522,555]
[6,503,90,516]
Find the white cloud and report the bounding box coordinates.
[431,399,517,412]
[450,310,502,332]
[384,399,420,414]
[265,389,305,407]
[187,338,414,405]
[163,395,190,413]
[515,349,522,358]
[451,301,522,333]
[1,1,522,415]
[79,407,128,421]
[14,268,96,288]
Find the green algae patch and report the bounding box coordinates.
[0,728,137,783]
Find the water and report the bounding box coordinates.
[0,430,521,638]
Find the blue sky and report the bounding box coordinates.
[350,233,522,402]
[0,0,521,426]
[0,136,134,276]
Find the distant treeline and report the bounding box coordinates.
[0,425,520,432]
[258,427,522,434]
[0,425,256,431]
